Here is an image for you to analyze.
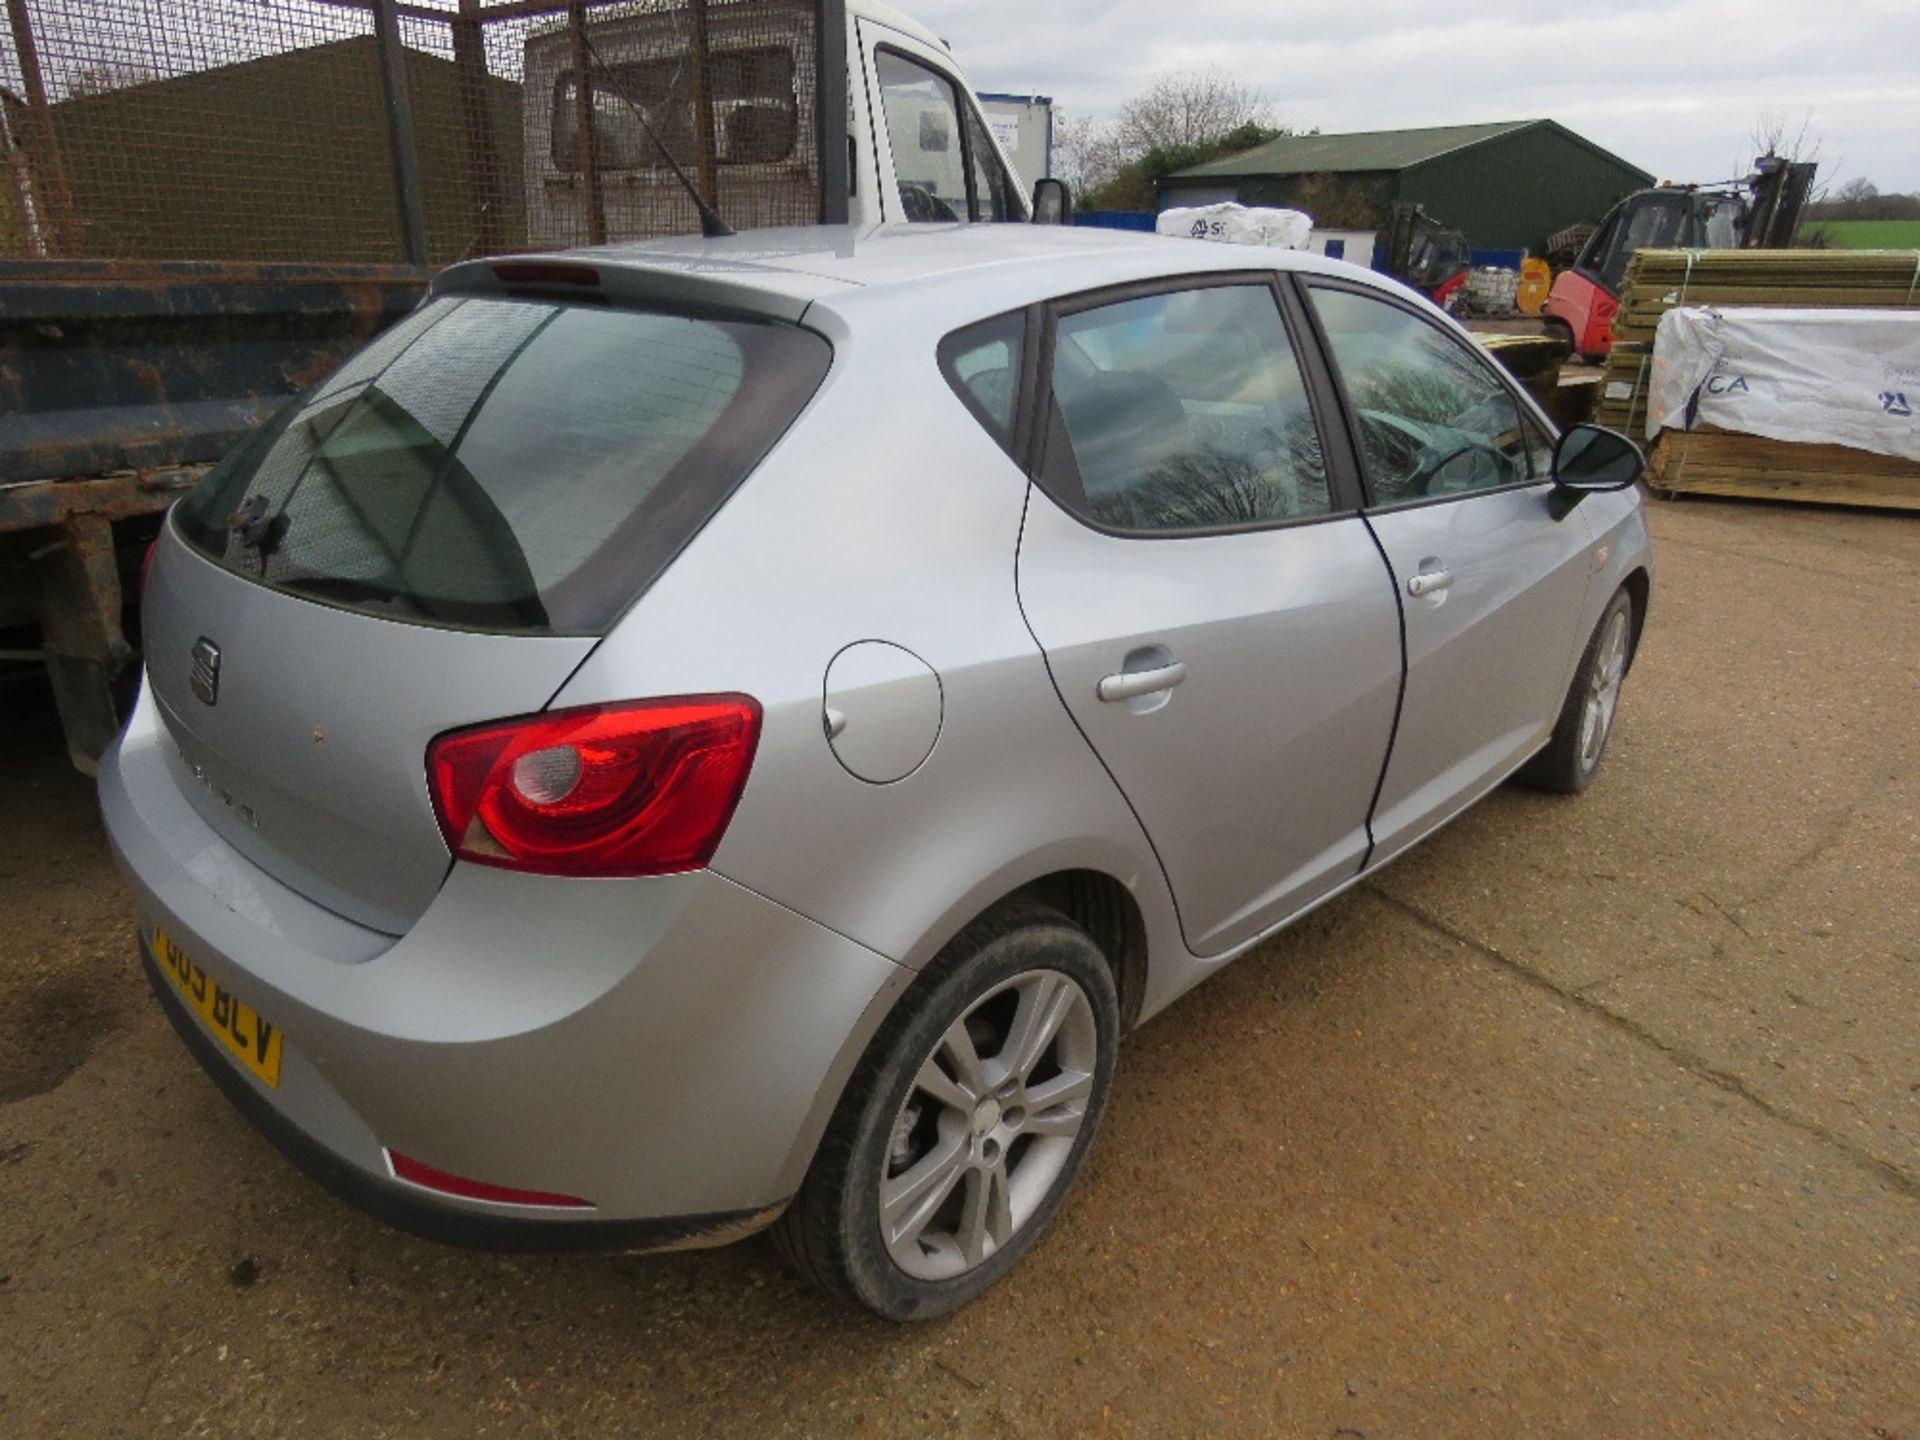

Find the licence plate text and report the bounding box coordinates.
[154,930,284,1089]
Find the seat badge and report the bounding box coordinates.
[190,637,221,706]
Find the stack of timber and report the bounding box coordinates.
[1593,248,1920,434]
[1647,423,1920,511]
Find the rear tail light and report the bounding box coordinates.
[426,695,761,878]
[387,1149,592,1209]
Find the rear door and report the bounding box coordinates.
[1301,280,1595,862]
[149,288,830,935]
[1010,277,1402,957]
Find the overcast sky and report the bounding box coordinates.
[911,0,1920,192]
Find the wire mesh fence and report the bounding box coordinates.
[0,0,827,265]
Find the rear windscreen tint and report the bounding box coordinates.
[174,296,831,635]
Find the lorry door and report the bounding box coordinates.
[855,18,1026,223]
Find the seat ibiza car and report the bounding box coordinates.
[102,223,1651,1320]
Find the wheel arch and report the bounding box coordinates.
[1621,565,1651,668]
[1003,868,1152,1031]
[770,856,1168,1213]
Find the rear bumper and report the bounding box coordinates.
[139,938,775,1254]
[102,679,909,1242]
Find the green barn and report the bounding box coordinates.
[1161,119,1653,257]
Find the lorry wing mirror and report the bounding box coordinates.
[1031,177,1073,226]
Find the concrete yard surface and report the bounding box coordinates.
[1,498,1915,1438]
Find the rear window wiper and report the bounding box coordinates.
[227,493,290,571]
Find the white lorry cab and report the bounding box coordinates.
[523,0,1060,246]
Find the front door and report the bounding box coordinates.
[1303,281,1596,863]
[1012,278,1402,957]
[857,20,1023,223]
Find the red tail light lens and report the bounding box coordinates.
[387,1149,592,1209]
[426,696,761,878]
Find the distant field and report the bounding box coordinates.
[1802,218,1920,248]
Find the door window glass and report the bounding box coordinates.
[1701,194,1747,248]
[1597,195,1687,289]
[963,104,1019,221]
[1308,286,1546,505]
[1047,286,1332,532]
[875,50,969,222]
[940,311,1024,452]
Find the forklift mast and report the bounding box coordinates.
[1745,157,1818,249]
[1542,154,1818,359]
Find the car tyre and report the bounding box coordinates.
[1517,586,1634,794]
[771,898,1119,1320]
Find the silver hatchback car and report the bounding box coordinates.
[102,223,1651,1320]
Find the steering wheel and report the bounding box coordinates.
[898,183,959,223]
[1411,438,1512,495]
[1355,410,1510,497]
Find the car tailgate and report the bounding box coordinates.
[142,537,593,936]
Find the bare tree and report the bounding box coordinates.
[1059,68,1280,204]
[1114,67,1274,153]
[1053,110,1128,197]
[1746,107,1823,168]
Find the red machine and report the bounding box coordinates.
[1384,201,1471,306]
[1544,155,1816,360]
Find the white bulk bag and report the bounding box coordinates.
[1155,203,1312,250]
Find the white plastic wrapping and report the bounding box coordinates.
[1155,203,1312,250]
[1648,306,1920,461]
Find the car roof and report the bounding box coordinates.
[435,224,1399,330]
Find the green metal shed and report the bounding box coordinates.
[1161,119,1653,256]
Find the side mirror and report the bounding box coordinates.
[1553,423,1643,492]
[1031,177,1073,226]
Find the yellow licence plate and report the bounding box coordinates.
[153,930,284,1089]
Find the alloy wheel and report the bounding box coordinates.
[878,969,1098,1281]
[1579,607,1630,771]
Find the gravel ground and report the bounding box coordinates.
[1,498,1915,1439]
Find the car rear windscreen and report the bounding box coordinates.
[173,295,831,635]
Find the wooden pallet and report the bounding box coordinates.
[1648,426,1920,512]
[1597,248,1920,443]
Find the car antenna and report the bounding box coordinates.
[578,27,734,239]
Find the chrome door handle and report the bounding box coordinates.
[1407,569,1453,597]
[1097,661,1187,703]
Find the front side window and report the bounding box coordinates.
[1045,285,1333,533]
[1308,285,1546,505]
[1596,195,1688,290]
[874,50,969,222]
[175,296,830,635]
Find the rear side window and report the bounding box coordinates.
[939,311,1025,454]
[174,296,830,634]
[1043,284,1333,533]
